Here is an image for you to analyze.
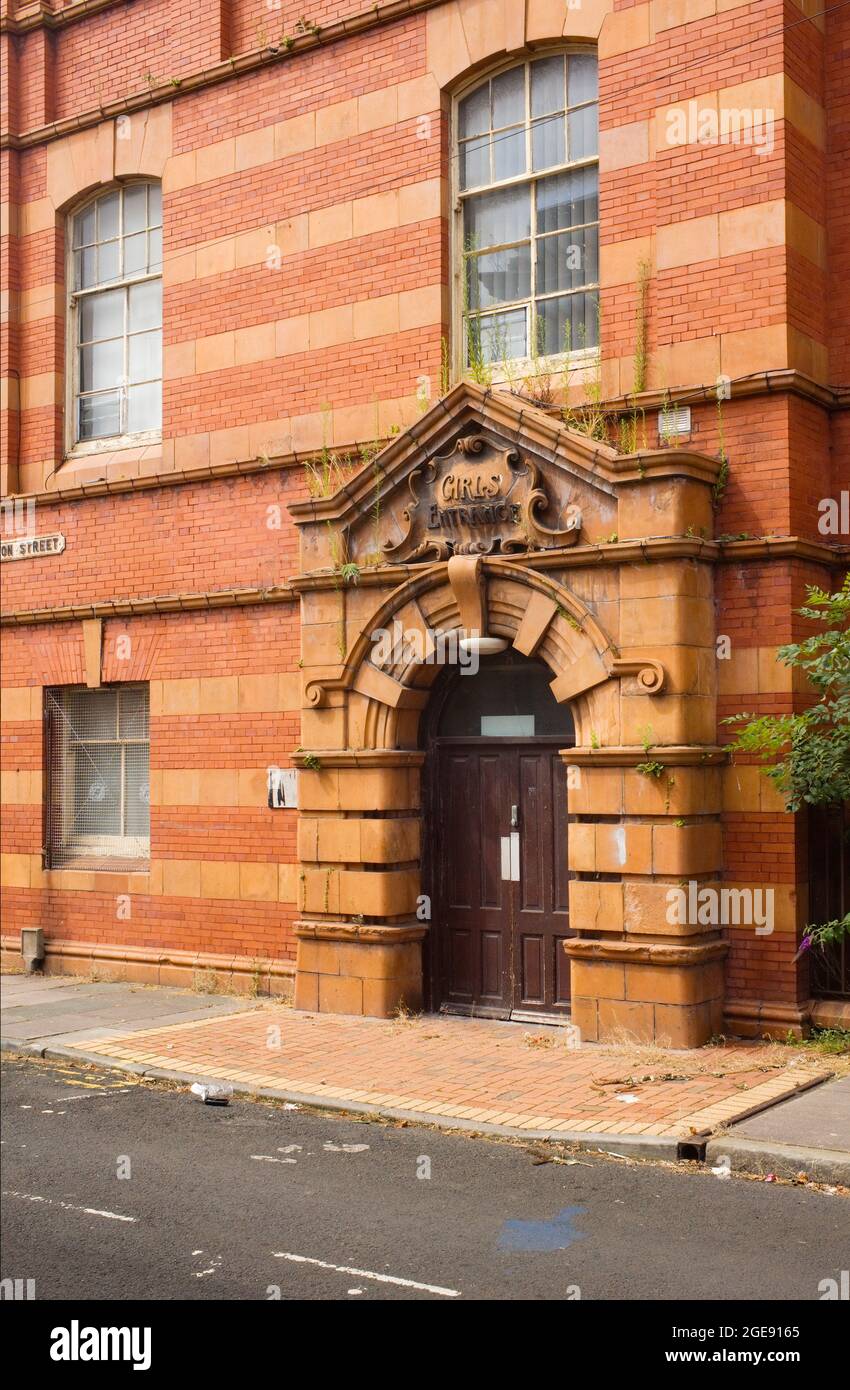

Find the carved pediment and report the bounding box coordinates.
[289,383,720,572]
[383,431,582,562]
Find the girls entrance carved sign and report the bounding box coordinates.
[382,432,582,561]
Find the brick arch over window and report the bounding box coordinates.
[425,0,613,91]
[46,107,172,215]
[303,556,662,753]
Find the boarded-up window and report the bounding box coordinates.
[45,686,150,869]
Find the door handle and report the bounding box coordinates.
[510,804,519,828]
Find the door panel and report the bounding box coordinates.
[438,745,512,1013]
[514,747,572,1015]
[479,754,505,910]
[434,740,573,1017]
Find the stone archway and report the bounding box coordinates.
[290,384,728,1045]
[291,555,627,1016]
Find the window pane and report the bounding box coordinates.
[464,185,530,251]
[531,56,565,118]
[118,687,149,739]
[127,381,162,433]
[568,53,598,107]
[129,279,162,332]
[124,746,151,838]
[124,232,147,276]
[47,685,152,868]
[532,113,565,171]
[124,183,148,234]
[76,247,98,290]
[80,338,123,392]
[80,337,124,393]
[79,288,124,344]
[467,245,530,310]
[97,192,120,241]
[98,239,120,284]
[538,290,599,356]
[67,688,118,740]
[79,391,122,440]
[468,307,527,365]
[492,66,524,128]
[493,125,526,182]
[148,227,163,272]
[73,745,122,836]
[460,136,490,191]
[568,104,598,161]
[128,330,162,384]
[536,226,597,295]
[536,166,598,233]
[74,204,96,248]
[459,83,490,139]
[439,656,574,738]
[148,183,162,228]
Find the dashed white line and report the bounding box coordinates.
[3,1190,138,1223]
[272,1252,461,1297]
[51,1089,132,1103]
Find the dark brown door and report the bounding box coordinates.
[433,739,572,1018]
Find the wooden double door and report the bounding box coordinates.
[429,739,573,1019]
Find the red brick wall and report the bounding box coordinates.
[1,606,301,961]
[2,0,846,1004]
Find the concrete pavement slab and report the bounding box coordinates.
[0,977,263,1046]
[729,1075,850,1150]
[703,1075,850,1184]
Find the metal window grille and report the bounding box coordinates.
[45,686,150,870]
[657,405,692,440]
[808,802,850,1000]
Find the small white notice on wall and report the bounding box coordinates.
[267,766,298,809]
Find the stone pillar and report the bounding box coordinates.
[293,749,426,1016]
[565,750,728,1047]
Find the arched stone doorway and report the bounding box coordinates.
[289,383,728,1046]
[421,651,576,1020]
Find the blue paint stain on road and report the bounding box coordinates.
[498,1205,587,1252]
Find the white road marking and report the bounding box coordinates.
[251,1154,297,1164]
[2,1190,137,1223]
[52,1089,132,1103]
[272,1252,461,1297]
[322,1142,370,1153]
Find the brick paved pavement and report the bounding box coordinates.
[66,1004,832,1140]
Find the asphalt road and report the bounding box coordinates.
[2,1055,848,1302]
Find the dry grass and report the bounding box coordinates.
[523,1032,556,1049]
[590,1029,846,1081]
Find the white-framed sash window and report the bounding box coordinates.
[67,182,163,452]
